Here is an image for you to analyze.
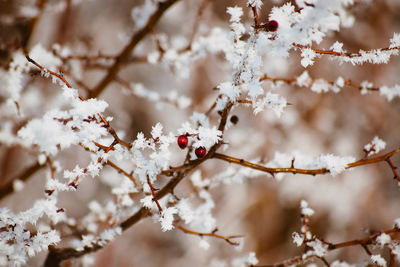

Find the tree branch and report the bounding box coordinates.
[213,147,400,177]
[88,0,180,99]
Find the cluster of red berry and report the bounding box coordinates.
[177,135,206,158]
[266,20,278,32]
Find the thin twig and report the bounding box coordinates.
[260,74,380,92]
[293,43,400,59]
[88,0,180,98]
[212,147,400,177]
[0,162,44,200]
[173,223,242,246]
[44,99,234,266]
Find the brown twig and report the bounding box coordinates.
[213,147,400,177]
[80,142,140,187]
[251,6,260,28]
[147,176,163,212]
[115,77,190,108]
[0,162,44,200]
[88,0,180,99]
[26,55,132,151]
[326,227,400,250]
[173,223,242,246]
[293,43,400,60]
[256,224,400,267]
[385,158,400,182]
[46,156,55,179]
[260,74,379,92]
[44,98,234,266]
[106,160,140,188]
[22,0,48,48]
[254,254,317,267]
[181,0,209,51]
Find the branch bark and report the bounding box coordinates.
[88,0,180,99]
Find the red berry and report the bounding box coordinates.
[177,135,188,149]
[267,20,278,32]
[195,146,207,158]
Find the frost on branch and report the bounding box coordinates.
[0,198,63,266]
[72,227,122,251]
[267,151,355,177]
[2,0,400,266]
[371,254,387,267]
[364,136,386,156]
[18,96,109,156]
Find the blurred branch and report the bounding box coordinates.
[326,227,400,250]
[88,0,180,99]
[23,0,48,48]
[0,162,44,200]
[181,0,209,51]
[57,53,148,70]
[260,74,380,92]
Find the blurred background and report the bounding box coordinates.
[1,0,400,266]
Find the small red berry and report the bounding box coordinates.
[177,135,188,149]
[195,146,207,158]
[267,20,278,32]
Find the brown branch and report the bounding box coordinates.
[257,203,400,267]
[44,99,233,266]
[26,55,77,95]
[251,6,260,28]
[318,257,330,267]
[115,77,190,108]
[254,254,317,267]
[181,0,209,51]
[88,0,180,99]
[147,176,163,212]
[293,43,400,59]
[22,0,48,48]
[173,223,242,246]
[390,251,396,267]
[106,160,140,188]
[46,156,55,179]
[213,147,400,176]
[327,227,400,250]
[256,227,400,267]
[0,162,44,200]
[385,158,400,182]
